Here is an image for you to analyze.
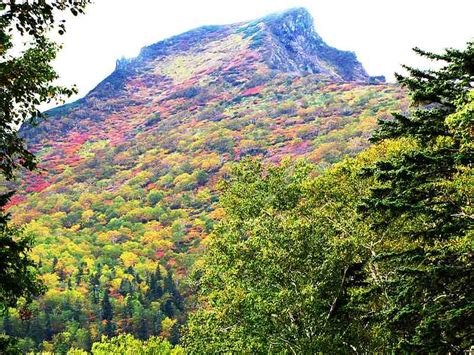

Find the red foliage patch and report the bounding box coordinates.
[241,86,263,97]
[3,194,26,210]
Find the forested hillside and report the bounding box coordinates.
[0,7,439,353]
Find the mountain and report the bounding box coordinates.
[6,8,405,349]
[23,8,384,144]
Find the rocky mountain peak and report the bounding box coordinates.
[249,8,374,81]
[262,7,317,37]
[106,8,381,87]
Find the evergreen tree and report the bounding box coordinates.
[147,266,164,302]
[361,42,474,351]
[2,313,12,336]
[44,313,53,341]
[75,263,84,286]
[101,290,114,338]
[164,269,183,311]
[51,257,58,272]
[161,299,176,318]
[366,42,473,239]
[137,310,148,340]
[125,295,134,319]
[89,272,100,305]
[152,310,163,336]
[118,279,133,297]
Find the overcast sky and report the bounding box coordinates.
[50,0,473,106]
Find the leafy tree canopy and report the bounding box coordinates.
[0,1,90,351]
[68,334,184,355]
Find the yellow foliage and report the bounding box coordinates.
[82,256,95,269]
[239,139,257,150]
[82,209,94,222]
[134,261,158,275]
[160,317,177,340]
[97,230,122,244]
[63,265,77,276]
[69,224,81,232]
[143,221,163,232]
[25,221,51,238]
[141,230,162,244]
[78,192,98,209]
[110,278,122,291]
[41,273,60,289]
[198,152,221,171]
[173,172,196,190]
[196,188,212,202]
[208,207,226,220]
[51,211,67,221]
[120,251,139,268]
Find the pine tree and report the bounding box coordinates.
[75,263,84,286]
[147,266,163,302]
[161,299,176,318]
[101,290,113,322]
[125,295,133,318]
[137,311,148,340]
[3,312,12,336]
[44,313,53,341]
[118,279,133,297]
[366,42,473,239]
[362,42,474,352]
[101,290,114,338]
[163,269,183,312]
[152,311,163,336]
[122,295,134,334]
[89,272,100,305]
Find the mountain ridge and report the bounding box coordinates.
[25,7,385,140]
[7,7,405,350]
[81,7,383,105]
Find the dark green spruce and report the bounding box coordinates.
[361,42,473,352]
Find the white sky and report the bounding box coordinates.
[50,0,473,106]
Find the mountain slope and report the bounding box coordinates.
[5,8,405,349]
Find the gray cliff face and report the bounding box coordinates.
[256,8,371,81]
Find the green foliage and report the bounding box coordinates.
[0,225,45,314]
[0,262,185,352]
[69,334,183,355]
[0,4,469,352]
[3,63,402,352]
[184,156,379,352]
[361,42,473,352]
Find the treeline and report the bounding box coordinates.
[183,43,474,352]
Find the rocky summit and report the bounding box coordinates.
[9,7,404,345]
